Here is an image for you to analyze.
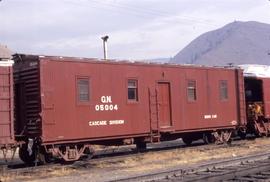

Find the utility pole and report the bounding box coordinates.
[101,35,109,60]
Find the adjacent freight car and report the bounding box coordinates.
[13,54,246,164]
[0,60,15,160]
[240,65,270,137]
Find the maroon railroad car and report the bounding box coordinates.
[13,54,246,163]
[240,65,270,136]
[0,60,15,157]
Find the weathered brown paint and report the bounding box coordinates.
[0,63,14,146]
[13,55,245,145]
[262,78,270,118]
[157,82,172,129]
[235,69,247,127]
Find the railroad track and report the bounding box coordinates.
[113,151,270,182]
[0,137,264,181]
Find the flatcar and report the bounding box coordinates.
[0,60,15,161]
[12,54,246,164]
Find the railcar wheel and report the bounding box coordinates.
[136,142,147,151]
[38,153,52,164]
[238,130,246,139]
[19,144,36,165]
[182,137,192,146]
[83,146,95,160]
[203,133,215,144]
[38,147,53,164]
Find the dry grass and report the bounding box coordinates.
[0,166,76,182]
[94,137,270,173]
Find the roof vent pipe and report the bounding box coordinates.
[101,35,109,60]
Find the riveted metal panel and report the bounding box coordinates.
[263,78,270,118]
[0,62,14,145]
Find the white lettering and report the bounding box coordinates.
[88,120,125,127]
[109,104,114,110]
[204,114,218,119]
[95,105,99,111]
[29,62,38,66]
[95,96,118,112]
[114,105,118,111]
[100,104,104,111]
[95,104,118,111]
[101,96,112,103]
[89,120,107,126]
[109,120,124,125]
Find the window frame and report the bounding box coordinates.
[187,79,197,102]
[219,80,228,101]
[127,78,139,103]
[76,76,90,105]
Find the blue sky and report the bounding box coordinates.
[1,0,270,60]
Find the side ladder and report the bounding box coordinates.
[148,88,160,142]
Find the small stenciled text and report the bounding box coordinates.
[89,120,125,126]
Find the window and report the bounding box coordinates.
[128,79,138,101]
[220,80,228,100]
[187,80,197,101]
[77,78,89,102]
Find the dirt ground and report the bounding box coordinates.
[2,137,270,182]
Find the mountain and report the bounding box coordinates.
[171,21,270,66]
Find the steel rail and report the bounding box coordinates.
[112,151,270,182]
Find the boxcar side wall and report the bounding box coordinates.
[40,60,151,142]
[0,63,14,146]
[39,59,240,143]
[201,69,239,128]
[38,60,145,143]
[263,78,270,118]
[182,68,240,130]
[235,69,247,127]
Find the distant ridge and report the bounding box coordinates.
[171,21,270,66]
